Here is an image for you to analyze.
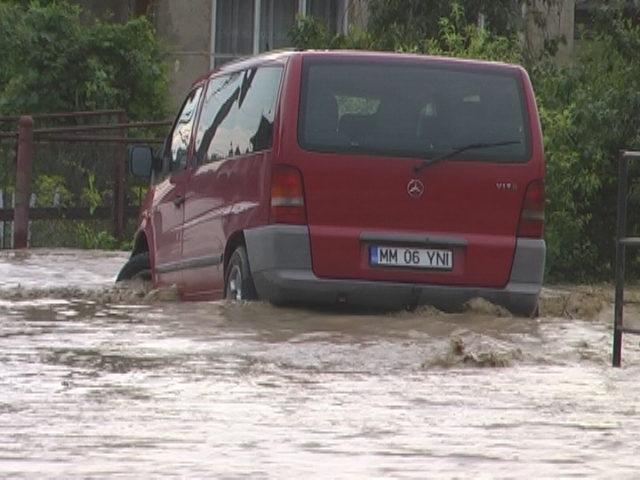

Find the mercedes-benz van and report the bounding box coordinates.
[118,50,546,316]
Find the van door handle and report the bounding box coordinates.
[173,196,185,207]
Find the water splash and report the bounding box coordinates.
[423,333,524,369]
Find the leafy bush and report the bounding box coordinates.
[531,14,640,281]
[366,0,525,51]
[290,2,523,61]
[0,0,170,120]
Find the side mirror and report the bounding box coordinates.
[129,145,154,177]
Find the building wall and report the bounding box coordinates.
[153,0,211,111]
[525,0,576,64]
[348,0,369,29]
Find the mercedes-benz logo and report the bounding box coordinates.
[407,179,424,198]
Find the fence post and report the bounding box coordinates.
[0,188,3,249]
[13,115,34,249]
[10,192,14,249]
[27,193,35,247]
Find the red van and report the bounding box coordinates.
[118,50,546,316]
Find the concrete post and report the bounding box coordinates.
[0,189,4,249]
[13,115,34,249]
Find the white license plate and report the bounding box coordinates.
[370,246,453,270]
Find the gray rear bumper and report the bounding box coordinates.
[244,225,545,316]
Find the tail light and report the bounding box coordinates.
[270,165,307,224]
[517,180,545,238]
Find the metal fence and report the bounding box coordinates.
[612,150,640,367]
[0,110,171,250]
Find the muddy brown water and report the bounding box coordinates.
[2,249,640,479]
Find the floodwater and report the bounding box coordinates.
[2,250,640,479]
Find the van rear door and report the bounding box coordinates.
[294,55,543,288]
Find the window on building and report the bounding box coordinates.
[211,0,347,68]
[195,67,283,164]
[214,0,255,68]
[308,0,339,34]
[259,0,298,52]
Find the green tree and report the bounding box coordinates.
[532,10,640,281]
[291,2,524,66]
[367,0,517,48]
[366,0,564,60]
[0,0,170,120]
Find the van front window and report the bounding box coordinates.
[298,59,531,163]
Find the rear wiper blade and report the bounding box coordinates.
[413,140,522,173]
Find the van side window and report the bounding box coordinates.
[167,86,203,173]
[194,66,283,164]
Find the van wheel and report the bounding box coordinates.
[116,252,151,282]
[225,246,257,301]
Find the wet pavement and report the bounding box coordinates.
[1,249,640,479]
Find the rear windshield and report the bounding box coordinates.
[298,58,532,162]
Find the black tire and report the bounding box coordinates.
[224,246,257,301]
[116,252,151,282]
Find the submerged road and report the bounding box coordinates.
[1,249,639,478]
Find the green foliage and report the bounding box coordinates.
[366,0,520,51]
[290,14,373,50]
[531,12,640,281]
[0,0,170,120]
[290,14,339,49]
[406,4,523,63]
[290,2,523,63]
[81,173,101,215]
[366,0,564,61]
[33,175,72,206]
[75,223,119,250]
[537,103,600,281]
